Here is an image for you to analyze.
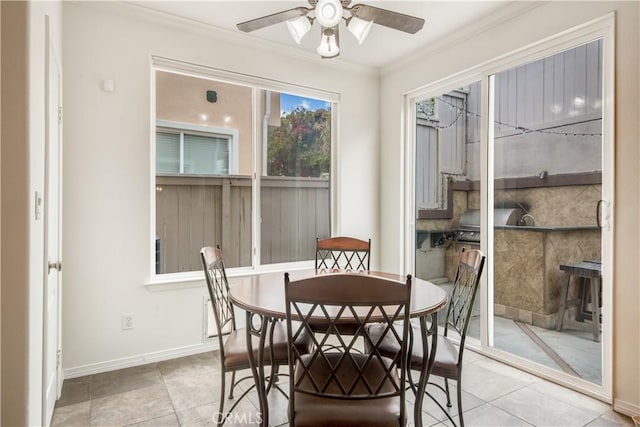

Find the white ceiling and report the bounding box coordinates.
[128,1,518,68]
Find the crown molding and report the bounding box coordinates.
[380,1,547,78]
[75,1,378,77]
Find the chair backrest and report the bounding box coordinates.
[443,248,486,351]
[200,246,236,351]
[315,236,371,271]
[285,273,411,423]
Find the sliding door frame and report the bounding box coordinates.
[404,13,614,401]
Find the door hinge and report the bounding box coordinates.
[58,106,63,123]
[56,349,61,369]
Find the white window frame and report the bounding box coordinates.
[148,57,340,286]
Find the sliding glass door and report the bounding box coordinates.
[407,20,613,396]
[489,39,606,386]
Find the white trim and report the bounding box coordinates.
[63,342,220,379]
[150,59,337,279]
[467,343,613,404]
[144,260,315,291]
[331,101,340,236]
[252,87,260,269]
[402,13,615,399]
[149,60,158,283]
[153,56,340,104]
[156,119,240,174]
[612,399,640,418]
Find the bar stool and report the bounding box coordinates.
[556,260,602,342]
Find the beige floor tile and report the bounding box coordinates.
[455,402,533,426]
[91,363,162,399]
[164,371,222,412]
[158,351,220,380]
[585,410,635,427]
[51,401,90,427]
[55,377,91,408]
[177,399,261,427]
[526,381,611,415]
[126,413,180,427]
[90,384,174,426]
[491,386,602,427]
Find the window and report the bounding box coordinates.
[156,123,236,175]
[153,65,335,275]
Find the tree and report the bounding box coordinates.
[267,107,331,177]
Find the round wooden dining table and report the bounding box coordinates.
[229,269,448,427]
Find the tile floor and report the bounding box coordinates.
[52,349,633,427]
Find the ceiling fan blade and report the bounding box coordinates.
[237,7,310,32]
[349,4,425,34]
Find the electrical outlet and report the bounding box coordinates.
[122,314,134,330]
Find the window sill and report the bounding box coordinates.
[144,261,314,292]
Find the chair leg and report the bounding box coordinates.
[217,370,226,427]
[444,378,452,407]
[228,371,236,400]
[457,379,464,427]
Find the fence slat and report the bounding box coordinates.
[156,175,329,272]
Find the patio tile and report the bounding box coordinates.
[491,386,602,426]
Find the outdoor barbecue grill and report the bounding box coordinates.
[455,208,525,243]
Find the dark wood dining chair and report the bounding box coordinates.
[367,248,485,427]
[200,246,311,426]
[284,272,413,427]
[315,236,371,271]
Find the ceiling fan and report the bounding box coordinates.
[237,0,425,59]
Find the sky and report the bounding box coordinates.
[280,93,331,115]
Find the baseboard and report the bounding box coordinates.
[63,341,220,379]
[613,398,640,417]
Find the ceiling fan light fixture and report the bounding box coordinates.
[286,15,312,44]
[347,16,373,45]
[315,0,343,28]
[316,28,340,58]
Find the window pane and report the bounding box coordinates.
[156,132,180,174]
[184,134,229,175]
[155,70,252,272]
[490,40,603,384]
[260,91,331,264]
[413,82,482,339]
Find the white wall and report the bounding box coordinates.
[1,1,62,424]
[380,1,639,415]
[61,2,379,374]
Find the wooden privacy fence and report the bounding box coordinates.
[156,174,330,273]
